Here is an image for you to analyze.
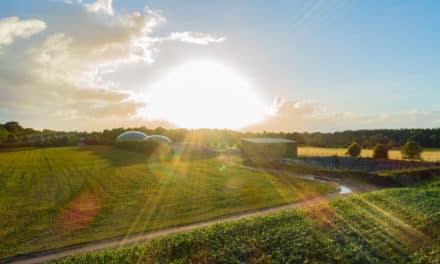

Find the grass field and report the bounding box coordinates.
[299,146,440,162]
[0,146,333,259]
[55,179,440,263]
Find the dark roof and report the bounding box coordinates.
[241,138,296,144]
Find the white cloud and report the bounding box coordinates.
[28,5,167,88]
[245,97,440,132]
[0,17,46,48]
[0,2,225,130]
[169,32,225,45]
[84,0,114,16]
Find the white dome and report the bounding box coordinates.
[146,135,172,144]
[116,131,148,142]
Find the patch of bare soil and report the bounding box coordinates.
[56,191,102,233]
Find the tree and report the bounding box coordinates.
[4,121,22,134]
[347,142,361,157]
[0,127,9,143]
[373,144,388,159]
[401,140,423,160]
[6,134,17,143]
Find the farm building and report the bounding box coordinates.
[240,138,297,162]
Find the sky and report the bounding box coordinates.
[0,0,439,132]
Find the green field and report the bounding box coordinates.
[0,146,333,259]
[299,146,440,161]
[55,179,440,263]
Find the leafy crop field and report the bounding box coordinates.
[299,146,440,162]
[0,146,332,259]
[55,180,440,263]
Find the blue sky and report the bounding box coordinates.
[0,0,439,131]
[111,0,440,112]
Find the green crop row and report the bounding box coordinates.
[54,182,440,263]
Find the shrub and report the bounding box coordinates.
[346,142,361,157]
[401,140,423,160]
[373,144,388,159]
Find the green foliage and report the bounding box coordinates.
[54,183,440,263]
[410,246,440,263]
[402,140,424,160]
[0,127,9,143]
[373,144,389,159]
[347,142,362,157]
[3,121,22,134]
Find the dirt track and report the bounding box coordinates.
[4,175,379,264]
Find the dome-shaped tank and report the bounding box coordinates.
[116,131,148,142]
[146,135,172,144]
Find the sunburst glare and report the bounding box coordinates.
[144,60,269,129]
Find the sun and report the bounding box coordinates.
[144,60,268,129]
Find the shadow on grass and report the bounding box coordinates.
[77,145,151,167]
[76,145,219,167]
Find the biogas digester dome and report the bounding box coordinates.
[147,135,172,144]
[116,131,172,154]
[116,131,149,142]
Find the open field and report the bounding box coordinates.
[299,146,440,162]
[0,146,333,259]
[53,179,440,263]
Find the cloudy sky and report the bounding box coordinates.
[0,0,439,132]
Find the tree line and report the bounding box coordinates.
[1,121,440,149]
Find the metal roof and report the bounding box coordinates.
[241,138,296,144]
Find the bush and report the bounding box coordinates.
[346,142,361,157]
[401,140,423,160]
[373,144,389,159]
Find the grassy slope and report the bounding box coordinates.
[55,181,440,263]
[299,146,440,162]
[0,146,332,259]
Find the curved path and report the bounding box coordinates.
[4,175,379,264]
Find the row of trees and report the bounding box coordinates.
[347,140,424,160]
[1,121,439,150]
[277,129,440,148]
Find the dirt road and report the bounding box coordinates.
[4,175,379,264]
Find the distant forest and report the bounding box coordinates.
[1,121,440,148]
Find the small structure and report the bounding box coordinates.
[146,135,172,144]
[240,138,297,162]
[116,131,171,145]
[115,131,172,155]
[116,131,149,142]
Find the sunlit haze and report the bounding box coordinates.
[144,61,267,129]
